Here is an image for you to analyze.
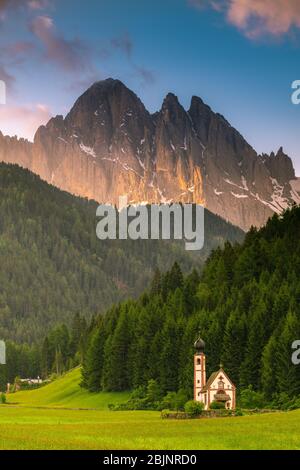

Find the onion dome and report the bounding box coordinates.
[194,335,205,353]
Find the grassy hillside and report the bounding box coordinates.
[8,368,130,409]
[0,163,243,343]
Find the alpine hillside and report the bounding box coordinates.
[0,162,243,343]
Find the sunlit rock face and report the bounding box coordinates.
[0,78,299,231]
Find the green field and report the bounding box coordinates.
[0,368,300,450]
[6,368,130,410]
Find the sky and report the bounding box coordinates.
[0,0,300,173]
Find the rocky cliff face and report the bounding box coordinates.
[0,78,299,231]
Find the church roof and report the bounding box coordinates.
[202,368,235,391]
[202,371,219,391]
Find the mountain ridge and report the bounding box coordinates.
[0,78,299,231]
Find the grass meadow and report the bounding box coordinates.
[0,368,299,450]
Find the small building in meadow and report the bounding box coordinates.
[194,335,236,410]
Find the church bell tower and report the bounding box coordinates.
[194,335,206,402]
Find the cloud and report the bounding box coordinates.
[111,32,133,58]
[189,0,300,38]
[0,102,51,141]
[27,0,50,9]
[228,0,300,38]
[0,0,48,12]
[30,15,92,72]
[134,66,156,86]
[0,0,20,10]
[5,41,35,55]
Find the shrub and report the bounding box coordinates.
[159,389,189,411]
[210,400,225,410]
[145,379,163,404]
[161,409,171,419]
[269,393,300,411]
[184,400,204,416]
[0,393,6,404]
[239,386,265,409]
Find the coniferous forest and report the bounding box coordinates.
[81,206,300,406]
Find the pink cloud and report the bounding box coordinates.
[2,41,35,57]
[30,15,91,72]
[189,0,300,38]
[0,0,46,13]
[27,0,50,10]
[228,0,300,38]
[0,103,51,141]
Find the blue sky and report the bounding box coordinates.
[0,0,300,173]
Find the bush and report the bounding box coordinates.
[184,400,204,416]
[159,389,189,411]
[210,400,225,409]
[1,393,6,404]
[145,379,162,404]
[270,393,300,411]
[239,386,265,409]
[161,409,171,419]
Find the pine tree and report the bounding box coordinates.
[240,298,268,390]
[222,309,246,386]
[261,333,278,399]
[150,268,162,296]
[103,308,131,391]
[41,337,50,379]
[81,323,105,392]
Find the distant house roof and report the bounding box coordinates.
[202,368,235,391]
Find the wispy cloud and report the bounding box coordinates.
[4,41,35,55]
[0,102,51,141]
[27,0,50,10]
[134,66,156,86]
[0,0,49,13]
[189,0,300,38]
[111,32,133,59]
[30,15,92,72]
[0,0,21,11]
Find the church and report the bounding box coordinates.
[194,335,236,410]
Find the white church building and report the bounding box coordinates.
[194,335,236,410]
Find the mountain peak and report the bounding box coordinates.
[161,93,186,119]
[89,77,127,92]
